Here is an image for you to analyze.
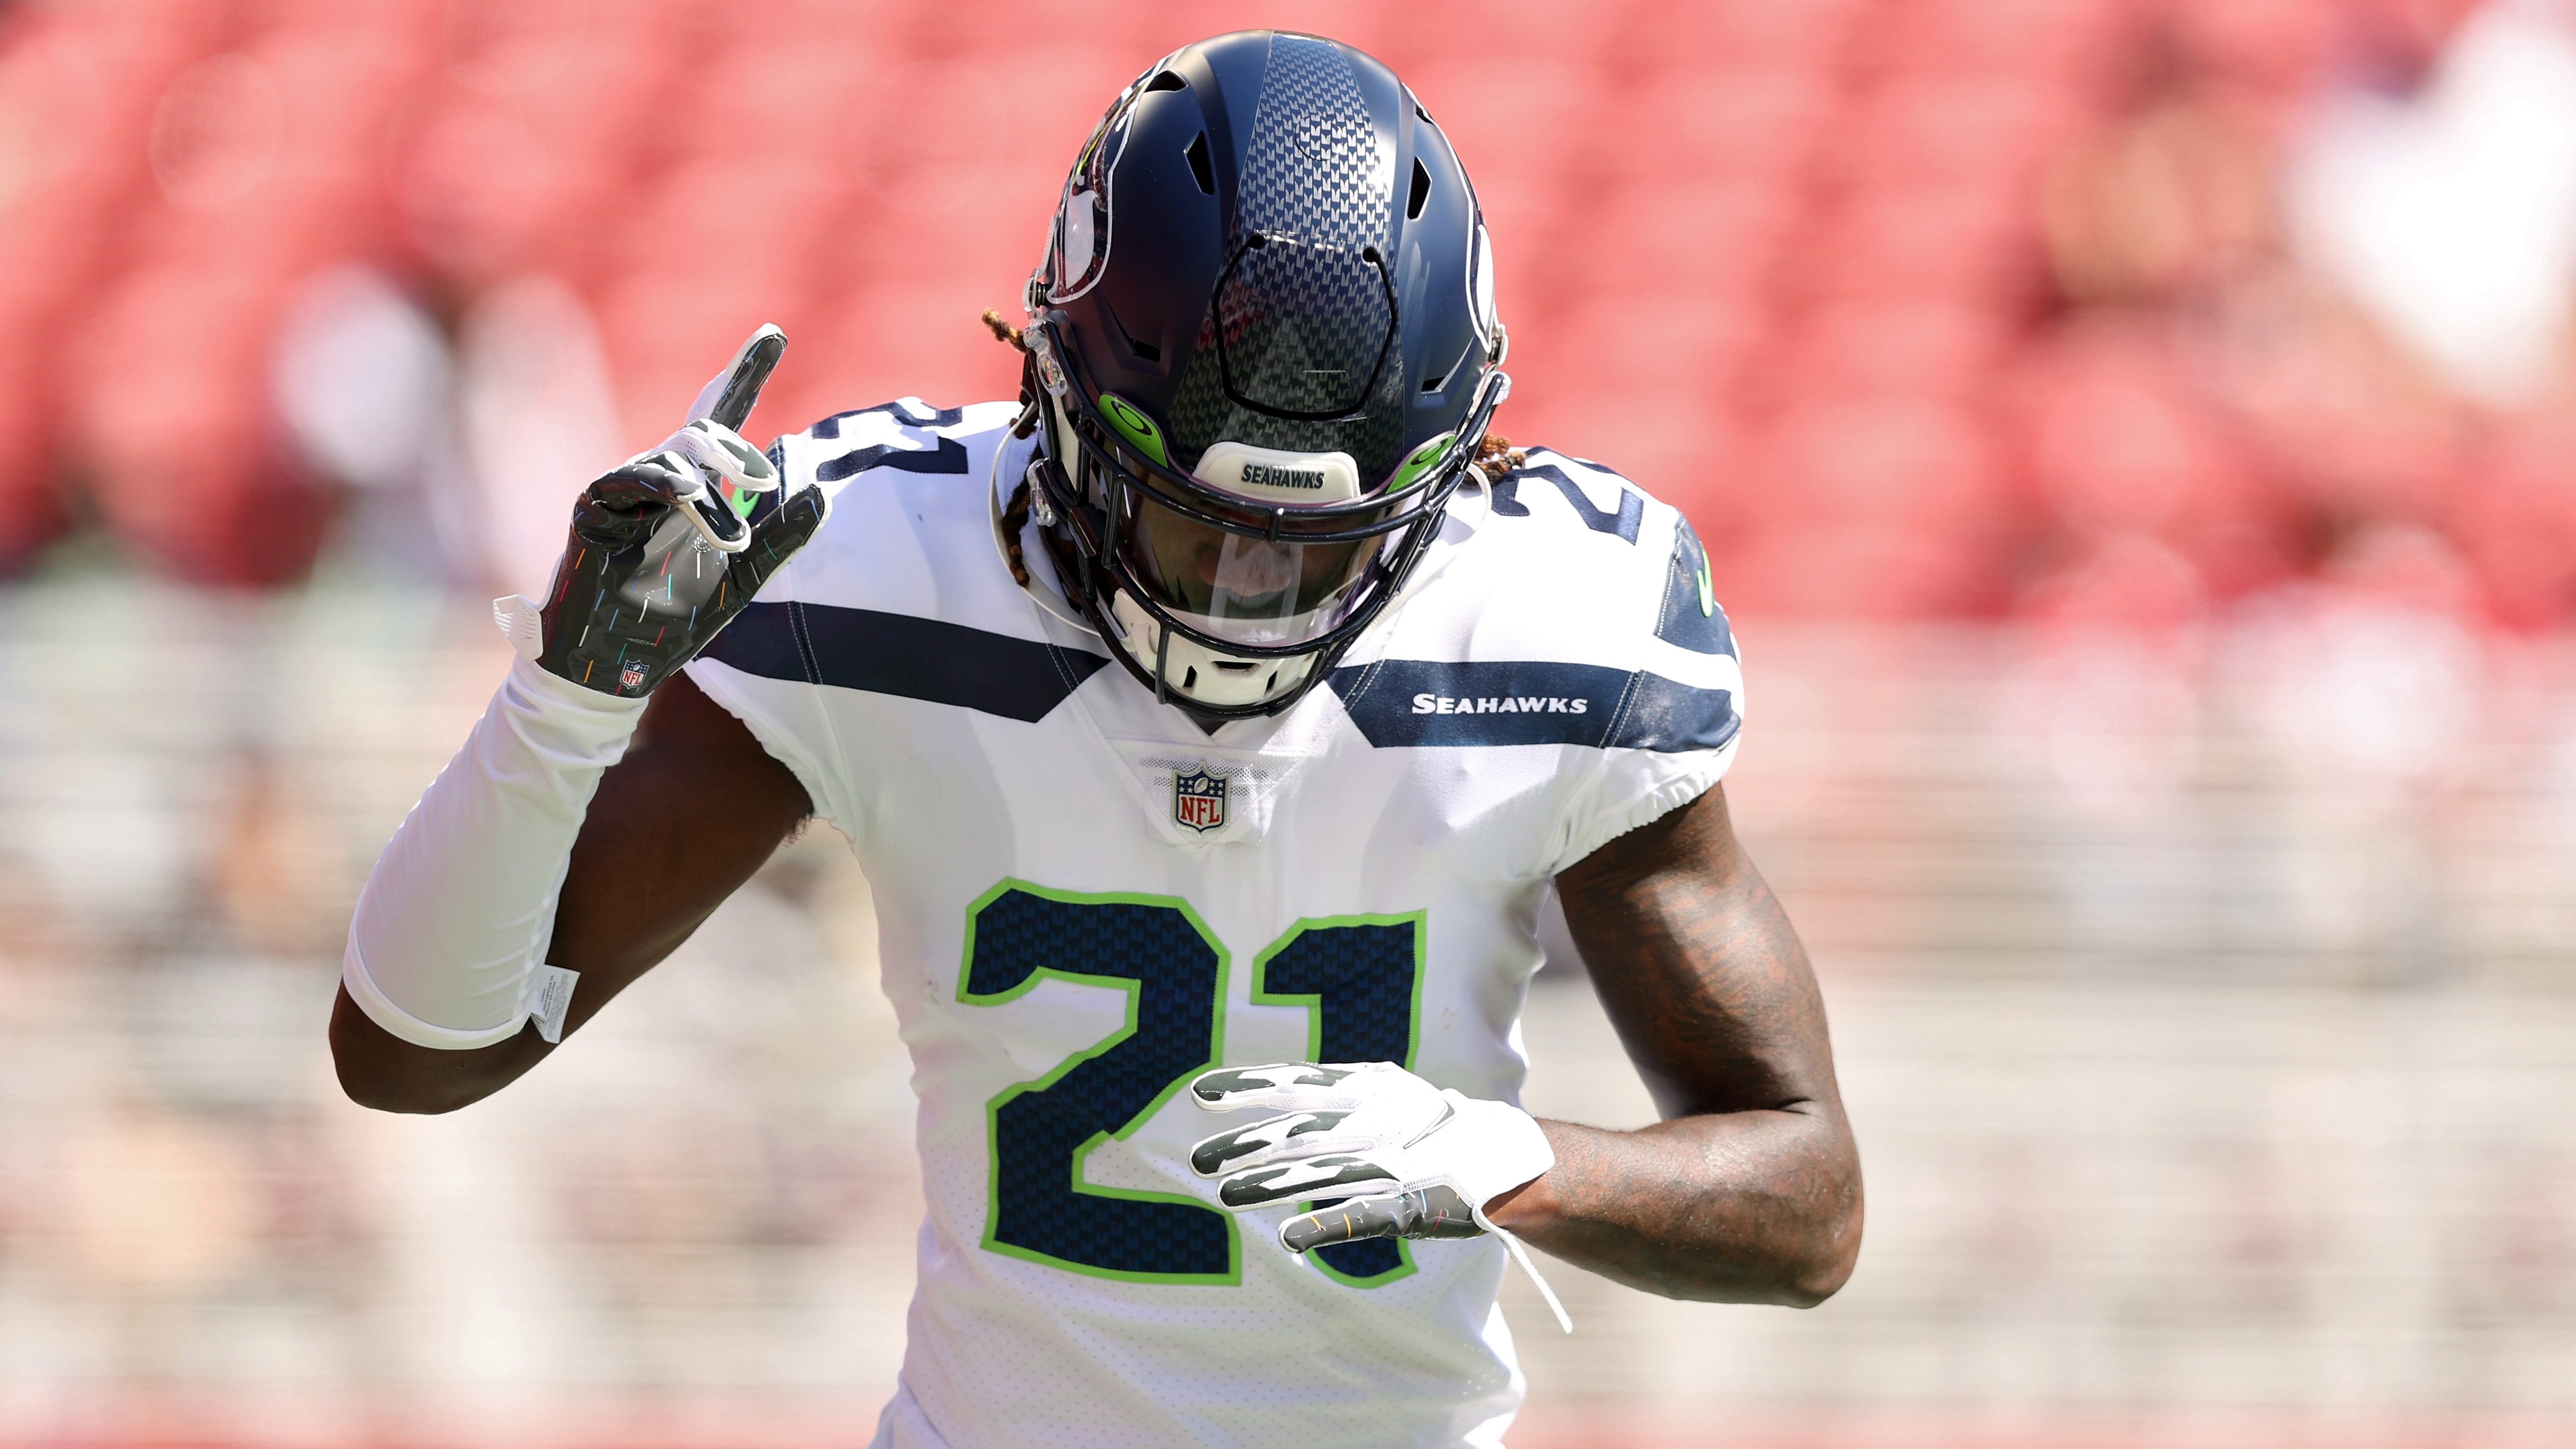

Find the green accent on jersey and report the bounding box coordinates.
[1098,393,1169,467]
[1697,553,1715,617]
[959,878,1241,1287]
[1388,432,1454,494]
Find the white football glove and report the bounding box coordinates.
[1188,1060,1571,1330]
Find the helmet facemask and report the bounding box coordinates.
[1025,318,1504,721]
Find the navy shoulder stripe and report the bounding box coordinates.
[1327,660,1737,752]
[703,603,1108,723]
[1655,517,1735,656]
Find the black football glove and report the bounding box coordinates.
[496,325,827,697]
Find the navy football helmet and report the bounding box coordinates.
[1015,30,1510,722]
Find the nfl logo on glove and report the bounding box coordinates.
[619,659,650,692]
[1171,768,1226,833]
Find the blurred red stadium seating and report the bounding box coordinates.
[0,0,2548,624]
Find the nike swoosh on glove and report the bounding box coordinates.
[496,325,828,698]
[1188,1060,1571,1330]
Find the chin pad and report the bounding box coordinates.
[1108,590,1316,710]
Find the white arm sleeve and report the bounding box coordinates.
[342,657,647,1050]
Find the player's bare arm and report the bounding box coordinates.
[330,673,808,1113]
[1491,783,1863,1306]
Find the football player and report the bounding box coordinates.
[332,31,1861,1448]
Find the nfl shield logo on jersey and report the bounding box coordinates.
[619,659,650,692]
[1172,768,1227,833]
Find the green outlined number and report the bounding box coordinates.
[960,883,1238,1283]
[1252,914,1428,1286]
[962,888,1427,1288]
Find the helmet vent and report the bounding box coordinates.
[1407,158,1431,220]
[1146,70,1188,93]
[1186,132,1215,195]
[1107,299,1161,363]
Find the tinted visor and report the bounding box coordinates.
[1112,475,1406,650]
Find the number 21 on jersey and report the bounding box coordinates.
[958,881,1426,1288]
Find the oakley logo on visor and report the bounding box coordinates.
[1194,441,1361,503]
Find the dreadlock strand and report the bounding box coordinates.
[1000,478,1034,587]
[980,309,1029,352]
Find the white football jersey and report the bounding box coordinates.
[683,399,1743,1449]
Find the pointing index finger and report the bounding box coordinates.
[691,324,789,432]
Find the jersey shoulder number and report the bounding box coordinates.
[1326,447,1740,755]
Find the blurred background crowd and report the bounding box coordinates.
[6,0,2576,624]
[4,0,2576,1445]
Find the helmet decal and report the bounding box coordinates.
[1098,392,1168,466]
[1388,432,1456,493]
[1041,60,1169,305]
[1061,192,1099,283]
[1471,224,1503,358]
